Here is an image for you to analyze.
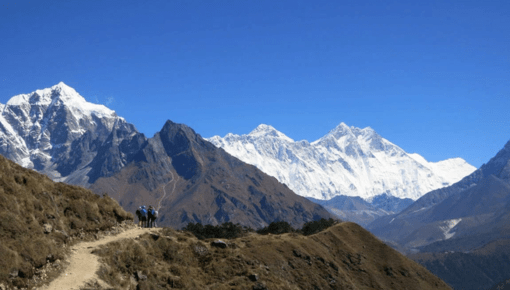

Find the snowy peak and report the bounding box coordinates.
[5,82,116,119]
[325,122,353,139]
[248,124,293,141]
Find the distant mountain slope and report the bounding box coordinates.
[0,154,131,289]
[207,123,475,201]
[0,82,144,186]
[308,193,414,226]
[368,139,510,252]
[409,239,510,290]
[91,120,333,229]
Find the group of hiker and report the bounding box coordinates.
[136,205,158,228]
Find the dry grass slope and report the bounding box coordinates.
[0,155,132,289]
[96,222,451,290]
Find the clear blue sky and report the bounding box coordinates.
[1,0,509,168]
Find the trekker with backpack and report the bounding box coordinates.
[139,205,148,228]
[148,205,158,228]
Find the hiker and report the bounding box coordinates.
[139,205,148,228]
[148,205,158,228]
[135,207,142,227]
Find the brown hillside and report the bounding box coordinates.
[95,222,451,290]
[91,120,333,229]
[0,154,132,289]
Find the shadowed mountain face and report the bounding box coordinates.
[91,120,333,229]
[409,240,510,290]
[368,140,510,251]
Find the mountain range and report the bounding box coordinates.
[207,123,475,201]
[0,83,332,229]
[207,123,476,225]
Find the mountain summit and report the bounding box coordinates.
[0,83,142,186]
[207,123,476,201]
[248,124,294,141]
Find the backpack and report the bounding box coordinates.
[150,209,155,216]
[141,208,147,218]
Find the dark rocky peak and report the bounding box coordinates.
[159,120,215,154]
[155,120,217,180]
[86,121,148,184]
[479,139,510,179]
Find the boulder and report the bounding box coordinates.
[211,240,227,249]
[43,224,52,234]
[135,270,147,281]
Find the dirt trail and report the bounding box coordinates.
[157,171,179,211]
[41,226,160,290]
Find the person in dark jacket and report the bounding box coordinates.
[148,205,158,228]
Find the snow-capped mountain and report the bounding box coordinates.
[0,82,144,186]
[207,123,476,201]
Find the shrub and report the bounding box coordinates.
[182,222,251,240]
[301,218,337,236]
[257,221,295,235]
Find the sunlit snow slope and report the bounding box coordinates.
[207,123,476,201]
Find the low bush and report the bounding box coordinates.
[301,218,337,236]
[257,221,295,235]
[182,222,252,240]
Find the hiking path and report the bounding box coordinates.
[41,226,160,290]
